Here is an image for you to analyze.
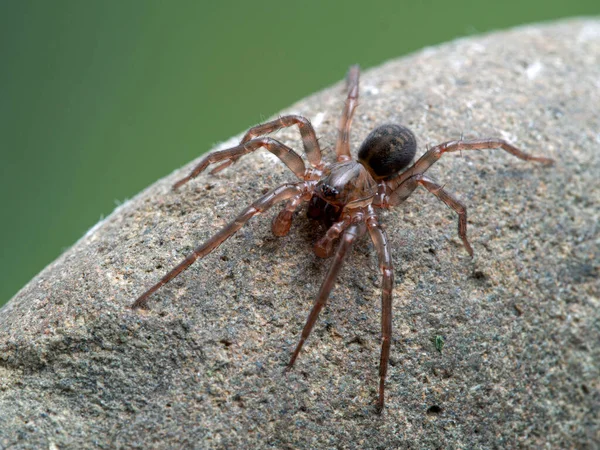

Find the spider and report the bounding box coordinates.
[132,65,554,413]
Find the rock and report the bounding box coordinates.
[1,18,598,449]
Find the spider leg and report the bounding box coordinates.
[388,174,473,256]
[132,182,306,309]
[287,222,366,369]
[389,138,555,190]
[335,65,360,162]
[173,137,307,190]
[211,115,323,174]
[366,211,394,413]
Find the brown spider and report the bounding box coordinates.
[132,65,554,412]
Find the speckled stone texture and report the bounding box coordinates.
[1,19,599,449]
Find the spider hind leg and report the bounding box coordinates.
[388,174,473,256]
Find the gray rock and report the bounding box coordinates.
[1,18,599,449]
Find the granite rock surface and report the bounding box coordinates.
[1,18,599,449]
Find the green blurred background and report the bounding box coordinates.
[1,1,598,307]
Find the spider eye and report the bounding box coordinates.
[358,124,417,179]
[321,184,339,198]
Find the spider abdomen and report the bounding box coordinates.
[358,124,417,179]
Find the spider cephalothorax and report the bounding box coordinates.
[132,65,553,413]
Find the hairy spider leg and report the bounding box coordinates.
[210,115,323,174]
[172,137,307,190]
[335,65,360,162]
[132,183,306,309]
[287,222,367,369]
[366,210,394,413]
[388,138,555,191]
[388,174,474,256]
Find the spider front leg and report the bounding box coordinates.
[390,138,554,190]
[366,210,394,413]
[287,221,367,369]
[388,174,473,256]
[132,182,307,309]
[173,137,308,190]
[211,114,323,174]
